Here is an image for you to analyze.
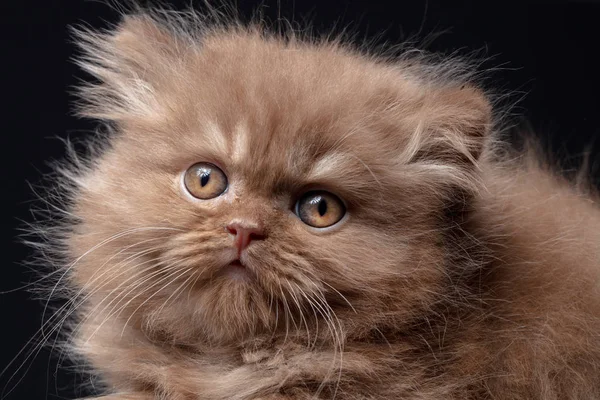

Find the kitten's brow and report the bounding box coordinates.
[230,122,249,163]
[307,152,359,182]
[203,121,229,155]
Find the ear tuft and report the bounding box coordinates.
[111,15,182,68]
[73,14,184,122]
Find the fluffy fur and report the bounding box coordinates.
[29,8,600,400]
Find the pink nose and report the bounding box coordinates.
[226,222,266,254]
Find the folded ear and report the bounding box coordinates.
[74,14,186,122]
[406,84,492,167]
[388,82,492,198]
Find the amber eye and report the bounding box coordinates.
[183,162,228,199]
[295,191,346,228]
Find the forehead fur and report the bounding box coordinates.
[76,12,492,199]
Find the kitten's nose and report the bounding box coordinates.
[226,222,266,254]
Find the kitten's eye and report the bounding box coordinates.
[295,191,346,228]
[183,163,228,199]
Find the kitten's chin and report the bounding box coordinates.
[191,261,273,342]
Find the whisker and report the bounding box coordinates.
[46,253,172,379]
[322,281,357,313]
[119,267,195,337]
[152,269,198,317]
[0,245,170,396]
[279,287,291,345]
[41,227,182,337]
[319,296,345,398]
[285,282,311,348]
[48,249,167,342]
[83,259,192,343]
[294,283,321,349]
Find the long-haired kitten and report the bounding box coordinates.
[31,8,600,400]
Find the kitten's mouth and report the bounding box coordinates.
[221,259,251,281]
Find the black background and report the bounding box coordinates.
[2,0,600,399]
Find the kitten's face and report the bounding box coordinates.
[68,17,490,343]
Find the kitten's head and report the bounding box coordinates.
[65,12,491,343]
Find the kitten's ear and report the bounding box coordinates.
[74,14,185,121]
[393,83,492,194]
[403,85,492,167]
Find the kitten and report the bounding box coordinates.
[34,8,600,400]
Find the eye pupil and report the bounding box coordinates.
[317,198,327,216]
[200,172,210,187]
